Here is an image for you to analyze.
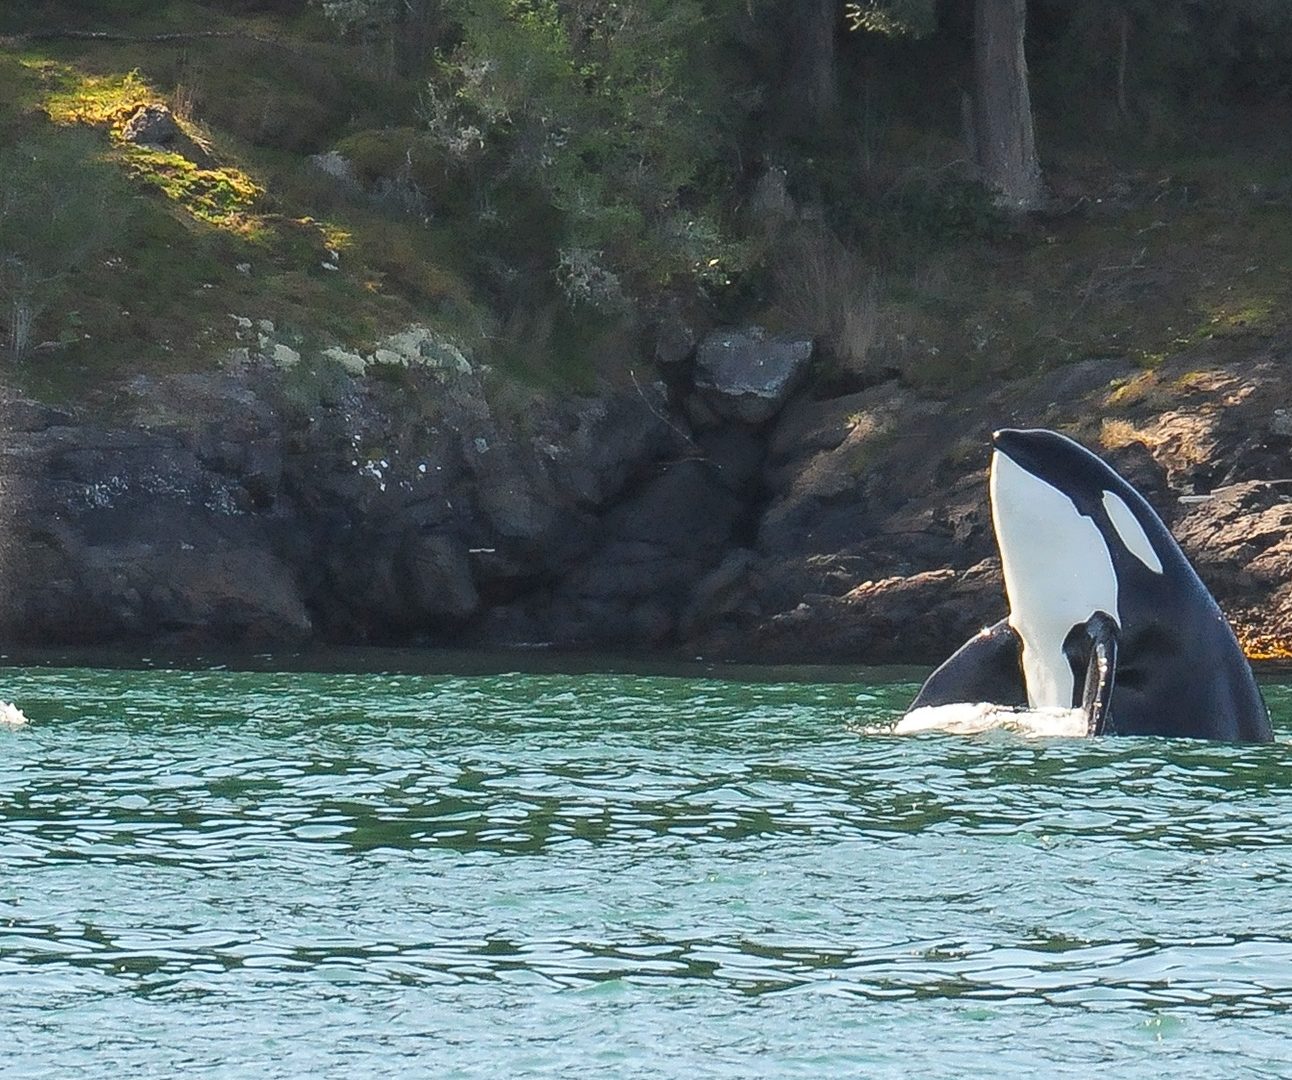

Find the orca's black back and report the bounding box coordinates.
[1101,599,1271,742]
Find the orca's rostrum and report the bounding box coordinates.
[904,428,1272,742]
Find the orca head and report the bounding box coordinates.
[989,428,1168,709]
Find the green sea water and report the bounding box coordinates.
[0,660,1289,1078]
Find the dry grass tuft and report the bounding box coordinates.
[774,226,877,373]
[1099,417,1143,450]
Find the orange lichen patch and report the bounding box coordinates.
[1234,623,1292,662]
[318,221,353,254]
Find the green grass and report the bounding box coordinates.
[0,18,488,398]
[885,186,1292,396]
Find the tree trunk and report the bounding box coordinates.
[787,0,838,124]
[1116,10,1130,119]
[972,0,1043,211]
[8,295,33,361]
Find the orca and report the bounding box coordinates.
[905,428,1273,742]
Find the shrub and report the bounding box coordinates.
[423,0,745,305]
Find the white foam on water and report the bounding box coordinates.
[894,702,1088,738]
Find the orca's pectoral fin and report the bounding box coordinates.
[1071,611,1118,736]
[909,618,1026,710]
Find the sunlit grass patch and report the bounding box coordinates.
[44,65,153,128]
[0,32,485,393]
[29,56,268,237]
[1200,294,1277,336]
[122,144,263,227]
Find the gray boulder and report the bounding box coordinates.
[1173,481,1292,648]
[678,549,758,638]
[402,533,480,621]
[542,384,680,508]
[539,459,744,646]
[694,327,814,424]
[604,460,742,554]
[122,104,180,145]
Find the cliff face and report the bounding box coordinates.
[4,319,1292,664]
[8,6,1292,664]
[0,337,750,653]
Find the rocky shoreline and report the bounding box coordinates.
[3,320,1291,666]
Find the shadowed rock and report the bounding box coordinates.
[122,103,180,145]
[694,327,814,424]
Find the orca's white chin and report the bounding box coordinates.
[894,703,1088,738]
[990,448,1119,709]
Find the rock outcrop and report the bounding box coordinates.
[1174,481,1292,657]
[0,380,308,646]
[2,319,1291,664]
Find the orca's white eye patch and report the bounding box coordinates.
[1101,490,1163,573]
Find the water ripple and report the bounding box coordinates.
[0,665,1290,1078]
